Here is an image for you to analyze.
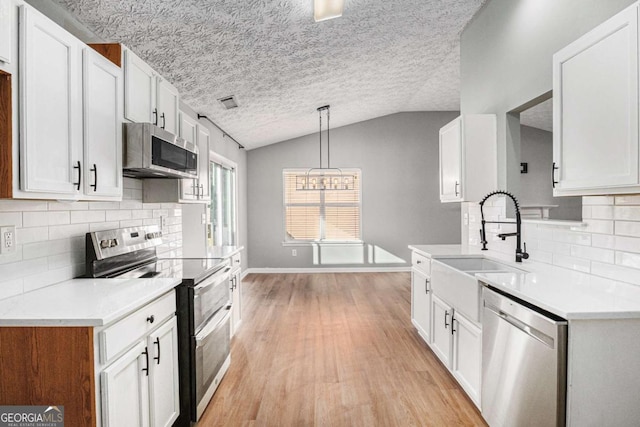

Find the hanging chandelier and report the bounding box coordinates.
[296,105,356,191]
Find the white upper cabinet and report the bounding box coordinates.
[83,47,122,198]
[439,115,497,203]
[179,111,199,200]
[156,77,179,135]
[19,5,83,195]
[0,0,12,63]
[124,49,156,124]
[19,5,122,200]
[553,4,640,196]
[124,48,179,135]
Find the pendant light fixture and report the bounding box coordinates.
[314,0,344,22]
[296,105,356,191]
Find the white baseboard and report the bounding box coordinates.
[243,266,411,274]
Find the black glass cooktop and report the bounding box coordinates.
[156,257,228,285]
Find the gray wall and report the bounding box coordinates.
[247,112,461,268]
[461,0,635,191]
[520,125,581,220]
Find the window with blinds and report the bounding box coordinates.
[283,169,361,242]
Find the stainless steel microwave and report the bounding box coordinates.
[123,122,198,179]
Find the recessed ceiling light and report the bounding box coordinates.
[218,95,238,109]
[314,0,344,22]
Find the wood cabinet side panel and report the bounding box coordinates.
[0,327,96,427]
[0,70,11,197]
[88,43,122,67]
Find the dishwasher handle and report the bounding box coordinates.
[484,303,555,348]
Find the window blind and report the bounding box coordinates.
[283,169,361,242]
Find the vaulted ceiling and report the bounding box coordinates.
[53,0,486,149]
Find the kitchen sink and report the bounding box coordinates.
[435,256,524,273]
[430,256,524,323]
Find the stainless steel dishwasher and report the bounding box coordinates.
[481,286,568,427]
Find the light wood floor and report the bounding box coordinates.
[200,272,487,426]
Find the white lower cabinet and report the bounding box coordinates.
[101,341,150,427]
[430,294,453,368]
[100,292,179,427]
[411,268,431,343]
[451,311,482,406]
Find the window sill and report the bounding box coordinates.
[282,241,364,247]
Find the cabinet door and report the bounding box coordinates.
[124,49,156,124]
[452,312,482,407]
[197,124,211,201]
[83,47,122,198]
[411,268,431,343]
[431,295,452,368]
[0,0,12,63]
[179,112,199,200]
[231,270,242,336]
[101,341,150,427]
[148,317,180,427]
[439,118,462,202]
[156,77,179,135]
[19,5,83,194]
[553,4,639,194]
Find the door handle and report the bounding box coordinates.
[161,113,166,129]
[444,311,450,329]
[73,161,81,191]
[153,108,158,126]
[90,164,97,192]
[153,337,161,365]
[141,347,149,376]
[451,317,457,335]
[454,181,460,197]
[552,162,559,188]
[424,278,429,294]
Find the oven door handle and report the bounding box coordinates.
[195,305,232,344]
[193,267,231,292]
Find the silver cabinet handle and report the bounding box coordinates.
[424,278,430,294]
[444,310,450,329]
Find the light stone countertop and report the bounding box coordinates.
[0,278,181,327]
[205,245,244,260]
[409,244,640,320]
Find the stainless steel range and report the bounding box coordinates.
[86,225,232,426]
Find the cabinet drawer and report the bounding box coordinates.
[100,291,176,364]
[411,252,430,275]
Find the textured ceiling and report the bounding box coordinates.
[520,98,553,132]
[53,0,485,149]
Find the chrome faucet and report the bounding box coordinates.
[479,190,529,263]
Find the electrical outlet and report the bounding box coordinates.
[292,249,297,257]
[161,216,167,228]
[0,226,16,255]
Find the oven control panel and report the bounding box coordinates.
[89,225,163,260]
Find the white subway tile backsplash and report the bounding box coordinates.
[0,212,22,228]
[614,206,640,221]
[616,251,640,269]
[583,219,614,235]
[538,240,571,255]
[49,223,89,240]
[0,200,47,211]
[106,210,132,221]
[591,206,614,220]
[70,210,106,224]
[0,177,182,299]
[553,230,591,245]
[592,234,616,249]
[615,221,640,238]
[583,196,615,205]
[582,206,593,219]
[17,226,49,244]
[570,245,615,264]
[614,235,640,253]
[615,195,640,205]
[48,201,89,211]
[23,211,70,227]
